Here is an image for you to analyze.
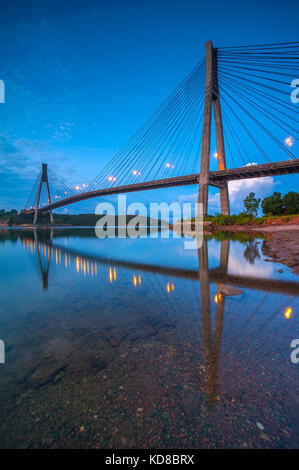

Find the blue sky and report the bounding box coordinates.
[0,0,298,214]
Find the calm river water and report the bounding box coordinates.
[0,227,298,449]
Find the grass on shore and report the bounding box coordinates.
[183,213,299,227]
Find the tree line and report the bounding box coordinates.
[243,191,299,217]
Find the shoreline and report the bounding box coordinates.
[170,221,299,277]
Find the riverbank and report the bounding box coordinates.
[261,229,299,276]
[170,219,299,277]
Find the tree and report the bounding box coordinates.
[261,192,283,216]
[243,192,261,217]
[282,191,299,215]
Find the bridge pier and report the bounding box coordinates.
[33,163,54,225]
[198,40,230,217]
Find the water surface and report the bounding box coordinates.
[0,228,298,449]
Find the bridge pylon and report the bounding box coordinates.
[33,163,54,225]
[198,40,230,217]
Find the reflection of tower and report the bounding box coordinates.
[33,163,53,225]
[198,238,229,405]
[34,228,53,290]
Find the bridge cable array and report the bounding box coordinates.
[25,41,299,210]
[88,57,207,190]
[216,42,298,166]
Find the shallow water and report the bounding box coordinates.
[0,227,298,449]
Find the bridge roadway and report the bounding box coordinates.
[28,159,299,214]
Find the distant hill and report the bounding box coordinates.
[3,212,167,228]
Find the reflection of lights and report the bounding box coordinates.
[166,282,174,293]
[133,275,137,287]
[284,307,292,319]
[76,256,79,273]
[109,267,113,283]
[138,275,141,285]
[114,268,116,281]
[214,293,222,304]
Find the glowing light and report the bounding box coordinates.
[214,152,220,159]
[133,275,137,287]
[138,275,141,285]
[285,137,293,147]
[109,267,113,283]
[166,163,174,169]
[167,282,170,293]
[214,293,222,304]
[113,268,116,281]
[76,256,79,273]
[108,176,117,182]
[284,306,292,319]
[171,283,174,291]
[132,170,141,176]
[75,185,80,191]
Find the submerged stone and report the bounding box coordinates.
[219,285,243,296]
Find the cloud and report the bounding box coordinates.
[175,174,275,213]
[0,135,76,181]
[228,176,274,205]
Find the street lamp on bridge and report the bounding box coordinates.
[285,136,293,158]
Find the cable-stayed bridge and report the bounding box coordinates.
[24,40,299,223]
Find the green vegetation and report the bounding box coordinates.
[201,190,299,227]
[0,210,162,227]
[261,191,299,216]
[243,192,261,217]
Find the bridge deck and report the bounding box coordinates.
[29,159,299,213]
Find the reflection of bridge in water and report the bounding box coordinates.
[26,229,299,296]
[20,229,298,406]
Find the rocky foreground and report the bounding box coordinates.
[262,229,299,276]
